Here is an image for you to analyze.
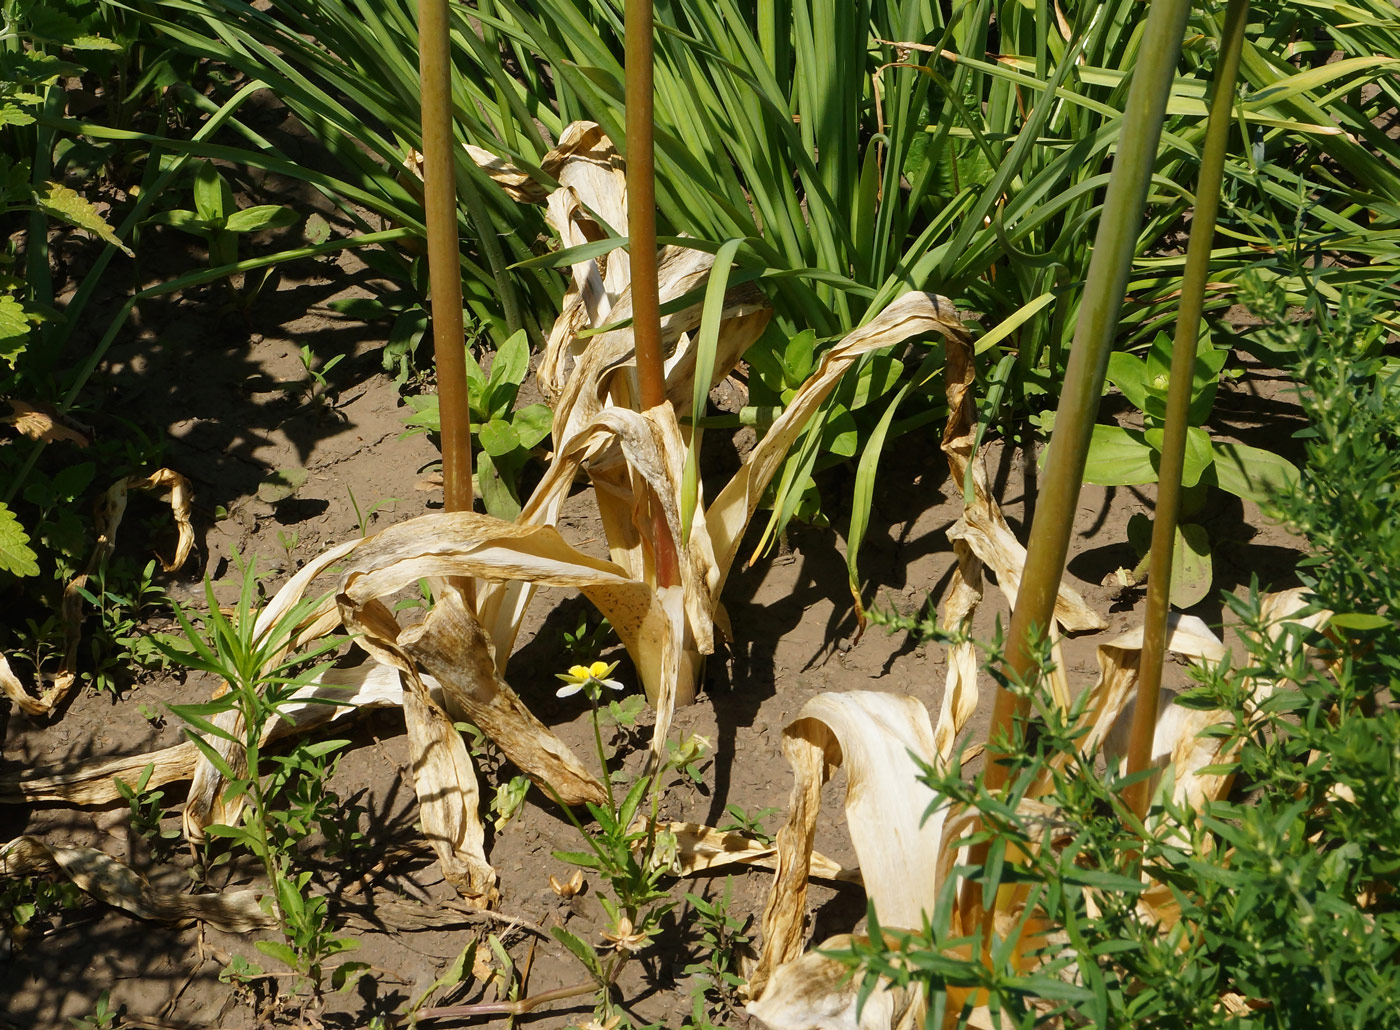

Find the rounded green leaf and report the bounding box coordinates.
[478,418,520,457]
[513,404,553,449]
[1083,424,1155,486]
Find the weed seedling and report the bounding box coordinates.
[682,879,754,1021]
[718,804,779,845]
[113,762,182,864]
[547,660,689,1023]
[156,554,361,1014]
[68,990,118,1030]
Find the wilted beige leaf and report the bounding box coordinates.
[939,325,1104,639]
[1112,589,1329,819]
[397,655,497,905]
[1,836,272,931]
[464,144,550,204]
[3,399,92,446]
[396,590,605,806]
[751,692,947,999]
[711,291,973,600]
[747,935,926,1030]
[655,821,858,883]
[0,468,195,717]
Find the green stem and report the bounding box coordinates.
[991,0,1194,783]
[967,0,1193,935]
[1124,0,1251,822]
[591,698,616,813]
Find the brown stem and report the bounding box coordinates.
[624,0,680,591]
[418,0,473,519]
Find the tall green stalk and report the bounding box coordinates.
[966,0,1193,929]
[418,0,473,517]
[989,0,1193,776]
[1124,0,1251,820]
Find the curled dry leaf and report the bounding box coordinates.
[930,318,1105,756]
[394,589,606,806]
[1,835,273,932]
[653,821,858,883]
[751,692,947,1000]
[748,936,926,1030]
[2,399,92,446]
[0,468,194,717]
[1104,588,1330,821]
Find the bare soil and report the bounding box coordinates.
[0,159,1309,1030]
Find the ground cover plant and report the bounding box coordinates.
[0,0,1397,1026]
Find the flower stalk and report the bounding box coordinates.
[624,0,680,591]
[965,0,1194,941]
[417,0,472,518]
[1124,0,1252,820]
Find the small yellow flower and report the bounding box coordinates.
[555,659,624,699]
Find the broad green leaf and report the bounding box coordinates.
[1143,425,1214,487]
[1127,515,1213,609]
[37,183,133,256]
[1083,424,1155,486]
[823,409,859,458]
[0,294,30,367]
[783,330,816,388]
[69,35,123,52]
[255,940,300,970]
[224,204,299,233]
[331,961,371,992]
[513,404,553,449]
[478,418,520,458]
[488,328,530,395]
[1170,523,1213,609]
[303,212,331,244]
[21,8,81,42]
[0,104,35,128]
[1329,612,1391,632]
[1106,351,1149,411]
[192,160,233,225]
[0,502,40,577]
[1212,441,1301,504]
[146,209,212,234]
[327,296,392,320]
[401,394,440,434]
[1187,344,1229,425]
[848,355,903,411]
[476,451,520,521]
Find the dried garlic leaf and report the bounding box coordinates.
[752,692,946,999]
[398,590,604,806]
[654,821,858,883]
[1,836,272,931]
